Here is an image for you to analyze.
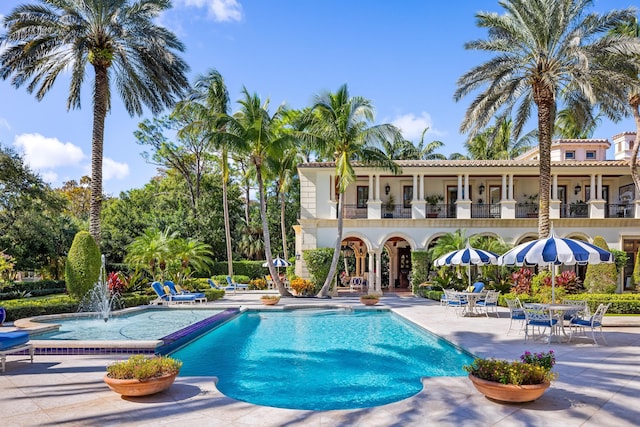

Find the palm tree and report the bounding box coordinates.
[305,84,401,297]
[609,17,640,194]
[554,108,600,139]
[125,228,176,282]
[222,88,292,296]
[177,69,236,277]
[170,237,213,285]
[455,0,639,238]
[0,0,189,243]
[465,118,535,160]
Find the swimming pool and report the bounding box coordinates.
[33,308,224,341]
[171,308,474,410]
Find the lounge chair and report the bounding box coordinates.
[151,282,196,304]
[164,281,206,302]
[472,281,485,293]
[0,331,34,372]
[569,303,610,345]
[225,276,249,291]
[208,278,224,290]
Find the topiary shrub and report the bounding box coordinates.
[65,231,101,299]
[302,248,334,292]
[411,251,430,293]
[584,236,618,293]
[633,250,640,290]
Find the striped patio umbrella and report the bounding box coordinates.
[433,242,499,285]
[498,229,613,303]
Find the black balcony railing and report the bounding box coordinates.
[382,204,411,219]
[343,204,368,219]
[516,203,538,218]
[471,203,501,218]
[607,203,634,218]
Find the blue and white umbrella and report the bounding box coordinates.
[434,242,499,285]
[262,256,291,268]
[499,229,613,302]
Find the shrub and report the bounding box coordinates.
[106,355,182,380]
[65,231,101,299]
[249,278,267,290]
[289,277,315,296]
[633,250,640,289]
[584,236,618,293]
[411,251,430,293]
[302,248,334,290]
[511,267,533,294]
[203,289,225,301]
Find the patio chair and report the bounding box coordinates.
[475,290,500,317]
[225,276,249,291]
[349,276,364,293]
[504,297,526,335]
[164,281,206,303]
[0,331,34,372]
[524,306,558,344]
[444,290,469,316]
[561,299,590,321]
[151,282,196,304]
[569,303,611,345]
[472,281,485,293]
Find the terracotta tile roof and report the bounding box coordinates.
[299,159,629,168]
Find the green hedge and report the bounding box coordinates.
[0,280,67,301]
[419,290,640,314]
[205,261,267,280]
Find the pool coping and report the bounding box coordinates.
[14,305,240,355]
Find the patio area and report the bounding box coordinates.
[1,293,639,426]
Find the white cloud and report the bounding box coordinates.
[177,0,243,22]
[0,117,9,130]
[102,157,130,181]
[41,171,59,183]
[391,112,445,142]
[13,133,85,169]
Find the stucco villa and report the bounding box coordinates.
[294,132,640,294]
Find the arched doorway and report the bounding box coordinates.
[383,237,412,291]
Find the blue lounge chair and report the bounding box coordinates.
[151,282,196,304]
[164,281,206,302]
[225,276,249,291]
[208,278,230,291]
[472,281,485,293]
[0,331,34,372]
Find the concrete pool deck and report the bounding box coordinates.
[1,293,639,426]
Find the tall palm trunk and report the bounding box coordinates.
[222,148,234,277]
[256,160,291,296]
[280,189,289,260]
[533,84,554,239]
[89,65,109,243]
[630,95,640,193]
[317,191,344,297]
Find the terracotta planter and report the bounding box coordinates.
[104,372,178,397]
[360,297,379,306]
[261,298,280,306]
[468,374,550,403]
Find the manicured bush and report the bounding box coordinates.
[302,248,334,290]
[583,236,618,293]
[633,250,640,289]
[65,231,102,299]
[206,261,265,280]
[204,289,225,301]
[411,251,430,293]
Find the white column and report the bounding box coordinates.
[375,251,382,293]
[597,174,603,199]
[368,251,375,292]
[509,174,514,199]
[368,174,373,201]
[502,174,507,200]
[329,175,334,201]
[419,174,424,200]
[590,174,596,200]
[375,174,381,201]
[413,174,418,201]
[552,175,558,199]
[464,174,470,200]
[457,175,463,199]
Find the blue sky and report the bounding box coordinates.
[0,0,637,195]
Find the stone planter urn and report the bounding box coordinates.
[261,296,280,306]
[360,296,380,306]
[104,371,178,397]
[468,374,550,403]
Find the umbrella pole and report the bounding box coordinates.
[468,265,471,287]
[551,264,556,304]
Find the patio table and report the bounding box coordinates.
[458,292,485,316]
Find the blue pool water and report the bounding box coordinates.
[34,309,223,341]
[172,308,474,410]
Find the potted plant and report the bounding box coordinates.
[360,294,381,306]
[464,350,557,403]
[523,194,538,217]
[104,354,182,397]
[260,295,280,305]
[383,194,395,218]
[289,277,316,297]
[425,194,444,217]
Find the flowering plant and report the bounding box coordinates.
[289,277,315,296]
[464,350,557,385]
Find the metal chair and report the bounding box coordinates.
[524,306,558,343]
[475,290,500,317]
[504,297,526,334]
[569,303,610,345]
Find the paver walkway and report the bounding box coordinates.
[1,293,639,426]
